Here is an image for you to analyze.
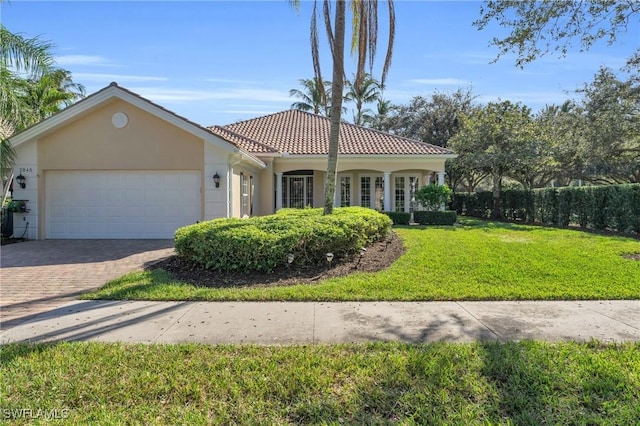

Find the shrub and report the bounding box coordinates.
[383,211,411,225]
[413,210,457,225]
[415,184,453,211]
[175,207,392,273]
[452,183,640,233]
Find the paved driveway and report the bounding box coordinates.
[0,240,174,330]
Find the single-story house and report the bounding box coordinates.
[7,82,455,239]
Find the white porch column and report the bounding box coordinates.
[424,174,432,186]
[275,172,283,210]
[383,172,391,212]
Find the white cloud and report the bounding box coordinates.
[55,55,113,66]
[221,109,280,115]
[74,73,169,83]
[131,87,291,103]
[477,91,570,108]
[203,78,264,84]
[409,78,471,85]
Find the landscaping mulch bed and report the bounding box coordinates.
[149,231,405,289]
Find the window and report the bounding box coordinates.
[395,176,405,212]
[282,173,313,208]
[375,177,385,210]
[409,176,418,213]
[360,177,371,208]
[340,176,351,207]
[240,173,249,217]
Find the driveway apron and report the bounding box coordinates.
[0,240,174,330]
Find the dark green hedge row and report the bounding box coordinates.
[175,207,392,273]
[451,184,640,233]
[413,210,457,225]
[383,211,411,225]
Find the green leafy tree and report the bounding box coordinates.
[449,101,537,218]
[1,26,84,203]
[383,88,477,147]
[1,25,56,186]
[367,97,392,130]
[474,0,639,68]
[289,78,332,116]
[535,101,584,186]
[24,69,85,122]
[345,72,381,125]
[292,0,396,214]
[577,67,640,183]
[415,184,452,211]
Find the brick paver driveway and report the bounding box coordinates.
[0,240,174,330]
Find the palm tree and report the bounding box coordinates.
[0,26,84,204]
[24,69,86,122]
[1,25,55,129]
[289,78,332,115]
[292,0,396,214]
[345,73,382,125]
[367,98,392,130]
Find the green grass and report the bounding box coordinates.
[1,341,638,424]
[84,219,640,301]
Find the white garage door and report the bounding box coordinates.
[46,171,201,239]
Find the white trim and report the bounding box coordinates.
[383,172,391,213]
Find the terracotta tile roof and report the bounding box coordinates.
[208,125,280,154]
[221,109,454,156]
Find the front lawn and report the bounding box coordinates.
[84,219,640,301]
[2,341,638,424]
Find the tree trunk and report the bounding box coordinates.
[491,172,502,219]
[323,0,346,215]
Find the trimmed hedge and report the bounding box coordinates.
[174,207,392,273]
[413,210,457,225]
[452,184,640,233]
[383,211,411,225]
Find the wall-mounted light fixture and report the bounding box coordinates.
[15,174,26,189]
[213,172,220,188]
[326,252,334,267]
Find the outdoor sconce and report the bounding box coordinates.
[15,174,26,189]
[213,172,221,188]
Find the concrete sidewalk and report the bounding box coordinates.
[1,300,638,344]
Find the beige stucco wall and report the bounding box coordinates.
[256,165,274,216]
[38,99,204,170]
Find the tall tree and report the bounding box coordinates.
[474,0,639,68]
[23,68,85,122]
[344,72,381,125]
[1,25,55,129]
[289,78,332,115]
[1,26,84,202]
[535,101,584,186]
[293,0,395,214]
[577,67,640,183]
[449,101,537,218]
[367,97,391,130]
[383,88,477,147]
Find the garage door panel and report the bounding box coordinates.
[46,171,201,239]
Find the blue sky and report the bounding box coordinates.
[3,1,638,126]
